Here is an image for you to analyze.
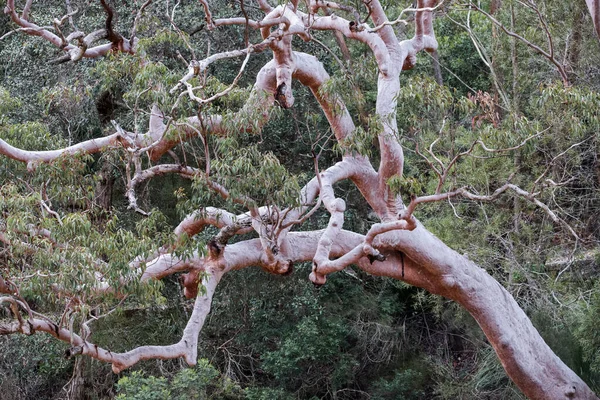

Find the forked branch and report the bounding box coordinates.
[0,268,222,373]
[467,2,570,85]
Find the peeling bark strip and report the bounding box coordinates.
[1,1,598,399]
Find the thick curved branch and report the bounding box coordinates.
[0,60,275,166]
[174,207,251,238]
[4,0,63,47]
[359,0,397,50]
[292,52,387,217]
[398,0,439,70]
[368,1,439,220]
[306,13,391,74]
[150,62,277,161]
[0,133,133,170]
[1,268,222,373]
[4,0,135,61]
[368,1,444,33]
[366,223,595,399]
[310,168,348,284]
[587,0,600,40]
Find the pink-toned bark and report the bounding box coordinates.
[0,134,132,170]
[1,268,222,372]
[1,1,598,399]
[4,0,135,61]
[586,0,600,39]
[153,62,277,161]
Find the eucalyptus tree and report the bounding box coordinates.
[587,0,600,39]
[0,0,598,399]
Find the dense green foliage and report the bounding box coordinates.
[1,0,600,399]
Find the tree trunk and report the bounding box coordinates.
[431,49,443,85]
[365,226,599,400]
[65,357,87,400]
[511,3,521,233]
[94,160,114,210]
[490,0,505,122]
[567,9,585,80]
[586,0,600,40]
[1,1,598,399]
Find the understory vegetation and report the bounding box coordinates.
[1,0,600,398]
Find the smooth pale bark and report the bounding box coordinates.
[4,0,136,60]
[142,226,597,399]
[370,226,597,400]
[1,1,598,399]
[0,134,132,169]
[587,0,600,40]
[1,269,222,373]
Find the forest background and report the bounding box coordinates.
[1,0,600,399]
